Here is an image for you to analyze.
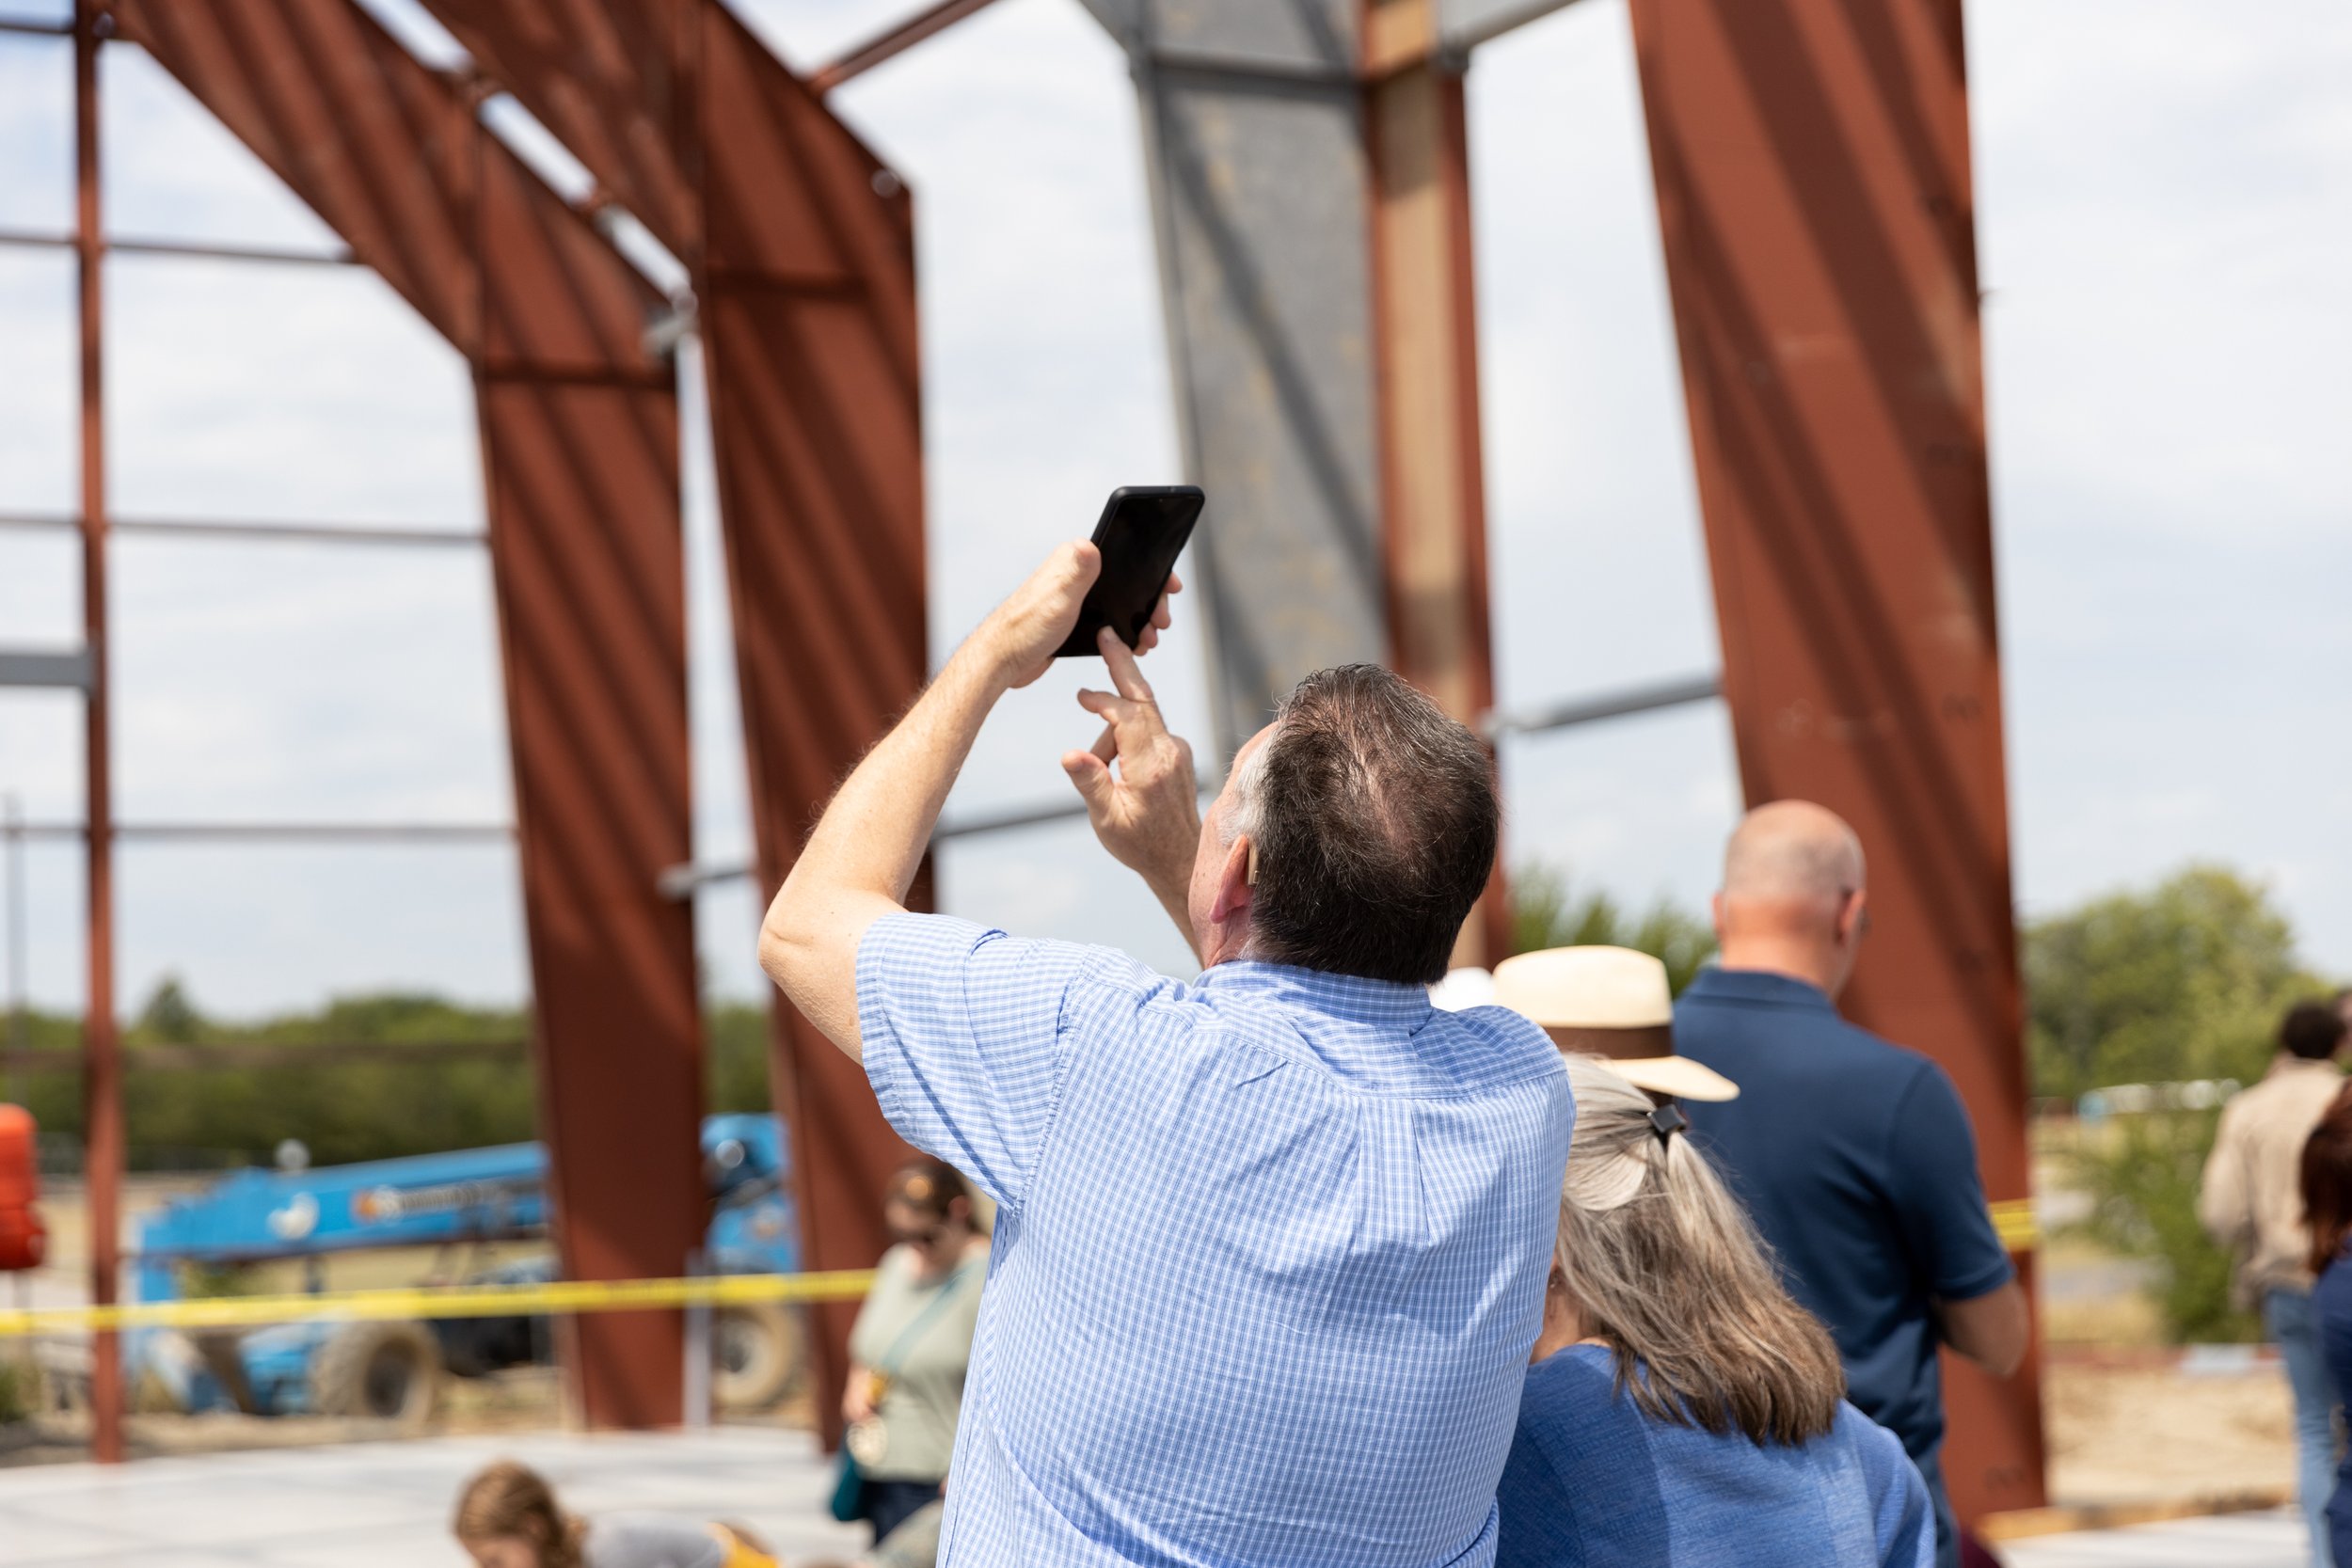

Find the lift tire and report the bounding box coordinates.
[311,1319,444,1427]
[713,1302,803,1412]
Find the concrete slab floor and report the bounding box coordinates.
[0,1433,2311,1567]
[2000,1507,2306,1568]
[0,1427,869,1567]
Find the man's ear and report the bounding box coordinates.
[1708,891,1727,938]
[1209,834,1255,924]
[1838,888,1869,946]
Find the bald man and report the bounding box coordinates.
[1675,801,2027,1568]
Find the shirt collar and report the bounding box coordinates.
[2268,1054,2343,1080]
[1683,965,1837,1012]
[1194,959,1437,1029]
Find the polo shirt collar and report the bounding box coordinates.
[1683,965,1836,1012]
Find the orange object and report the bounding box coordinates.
[0,1104,47,1272]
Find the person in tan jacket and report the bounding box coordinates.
[2200,1001,2350,1566]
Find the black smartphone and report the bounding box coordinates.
[1054,484,1203,658]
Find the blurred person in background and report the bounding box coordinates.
[758,541,1573,1566]
[2298,1085,2352,1567]
[838,1159,988,1545]
[2203,1000,2351,1565]
[453,1461,775,1568]
[1673,801,2027,1568]
[1497,1056,1931,1568]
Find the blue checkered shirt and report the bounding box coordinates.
[857,913,1575,1567]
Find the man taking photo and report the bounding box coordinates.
[760,541,1573,1567]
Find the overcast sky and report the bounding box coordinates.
[0,0,2345,1022]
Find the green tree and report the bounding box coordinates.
[2025,863,2328,1100]
[134,975,207,1043]
[1508,864,1716,995]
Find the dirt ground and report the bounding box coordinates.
[2044,1360,2296,1507]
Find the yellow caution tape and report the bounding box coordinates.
[0,1268,877,1339]
[3,1201,2042,1336]
[1989,1198,2039,1251]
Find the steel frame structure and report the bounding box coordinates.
[5,0,2041,1513]
[1080,0,2041,1520]
[401,0,930,1448]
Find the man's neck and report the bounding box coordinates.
[1712,940,1839,998]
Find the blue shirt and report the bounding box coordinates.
[1673,970,2013,1470]
[1496,1345,1933,1568]
[856,913,1575,1567]
[2303,1260,2352,1565]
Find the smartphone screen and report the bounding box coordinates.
[1054,485,1203,658]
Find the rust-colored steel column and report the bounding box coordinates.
[113,0,704,1427]
[1360,0,1507,967]
[72,0,125,1466]
[1628,0,2042,1521]
[417,0,927,1445]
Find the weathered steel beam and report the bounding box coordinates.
[1434,0,1584,55]
[414,0,928,1446]
[111,0,704,1429]
[1362,0,1506,964]
[0,513,481,546]
[0,648,96,691]
[1084,0,1510,958]
[1627,0,2043,1520]
[809,0,1009,93]
[1087,0,1388,764]
[72,0,125,1465]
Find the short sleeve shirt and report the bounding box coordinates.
[856,913,1575,1568]
[1674,969,2014,1465]
[1496,1346,1934,1568]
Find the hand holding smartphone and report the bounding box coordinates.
[1054,485,1203,659]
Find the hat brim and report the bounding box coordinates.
[1603,1055,1740,1103]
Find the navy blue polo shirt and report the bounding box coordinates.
[1674,968,2013,1469]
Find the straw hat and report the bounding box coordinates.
[1489,946,1739,1103]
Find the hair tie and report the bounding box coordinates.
[1648,1103,1688,1148]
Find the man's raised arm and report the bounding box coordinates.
[756,541,1175,1058]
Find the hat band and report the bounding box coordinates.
[1543,1023,1675,1062]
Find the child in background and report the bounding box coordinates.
[453,1461,778,1568]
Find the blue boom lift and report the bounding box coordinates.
[127,1114,803,1425]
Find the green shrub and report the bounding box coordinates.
[0,1357,35,1424]
[2068,1108,2257,1343]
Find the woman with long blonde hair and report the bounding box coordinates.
[1497,1058,1932,1566]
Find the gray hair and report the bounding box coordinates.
[1221,722,1273,849]
[1225,665,1498,986]
[1556,1056,1845,1446]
